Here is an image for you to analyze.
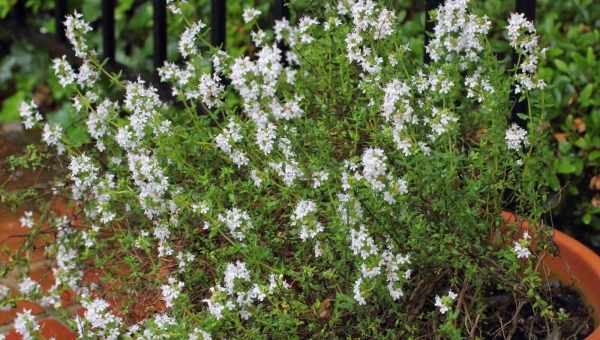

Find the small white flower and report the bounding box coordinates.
[250,169,263,187]
[19,211,34,228]
[435,290,457,314]
[179,20,206,58]
[52,56,76,87]
[362,148,388,192]
[350,224,378,260]
[505,123,529,150]
[64,11,92,58]
[14,309,39,340]
[218,207,253,241]
[161,277,185,308]
[353,277,366,305]
[314,241,323,257]
[77,61,99,88]
[166,0,188,14]
[42,123,65,154]
[513,231,532,259]
[18,277,40,296]
[243,7,261,23]
[189,328,212,340]
[19,101,42,130]
[0,284,10,299]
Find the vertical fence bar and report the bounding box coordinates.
[55,0,67,42]
[273,0,289,23]
[273,0,289,64]
[510,0,536,127]
[211,0,226,49]
[14,0,26,26]
[424,0,441,64]
[153,0,167,72]
[102,0,116,63]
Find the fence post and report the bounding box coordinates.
[424,0,441,64]
[211,0,226,49]
[273,0,289,64]
[102,0,115,63]
[153,0,167,71]
[13,0,26,26]
[55,0,67,42]
[510,0,536,127]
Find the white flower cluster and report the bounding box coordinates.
[381,79,412,125]
[339,0,393,76]
[52,55,77,87]
[311,170,329,189]
[361,148,408,203]
[513,231,532,259]
[154,224,173,257]
[464,68,494,103]
[42,123,65,155]
[127,152,170,219]
[19,211,34,228]
[426,107,459,141]
[425,0,491,64]
[52,56,99,89]
[189,328,212,340]
[158,62,194,98]
[291,200,324,250]
[435,290,458,314]
[215,119,249,167]
[69,153,100,200]
[0,284,10,312]
[18,277,40,296]
[64,11,92,58]
[194,73,225,109]
[19,100,42,129]
[161,276,185,308]
[274,16,319,48]
[123,79,164,141]
[179,20,206,58]
[166,0,187,14]
[87,99,116,151]
[361,148,388,191]
[243,7,261,23]
[337,192,364,227]
[14,309,39,340]
[78,297,123,340]
[77,61,99,88]
[507,13,546,93]
[177,251,196,273]
[204,261,267,320]
[349,224,412,304]
[52,243,81,291]
[350,224,378,260]
[505,123,529,151]
[218,207,253,241]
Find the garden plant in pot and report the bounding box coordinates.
[2,0,599,338]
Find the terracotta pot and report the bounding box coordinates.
[502,212,600,339]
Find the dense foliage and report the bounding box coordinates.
[1,0,598,251]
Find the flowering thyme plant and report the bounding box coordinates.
[4,0,569,338]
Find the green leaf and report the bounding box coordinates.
[0,91,24,123]
[553,59,570,73]
[586,47,595,64]
[579,84,594,107]
[554,157,583,174]
[66,125,90,147]
[82,0,102,21]
[583,213,592,225]
[0,0,17,18]
[589,151,600,161]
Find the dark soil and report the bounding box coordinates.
[481,280,595,339]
